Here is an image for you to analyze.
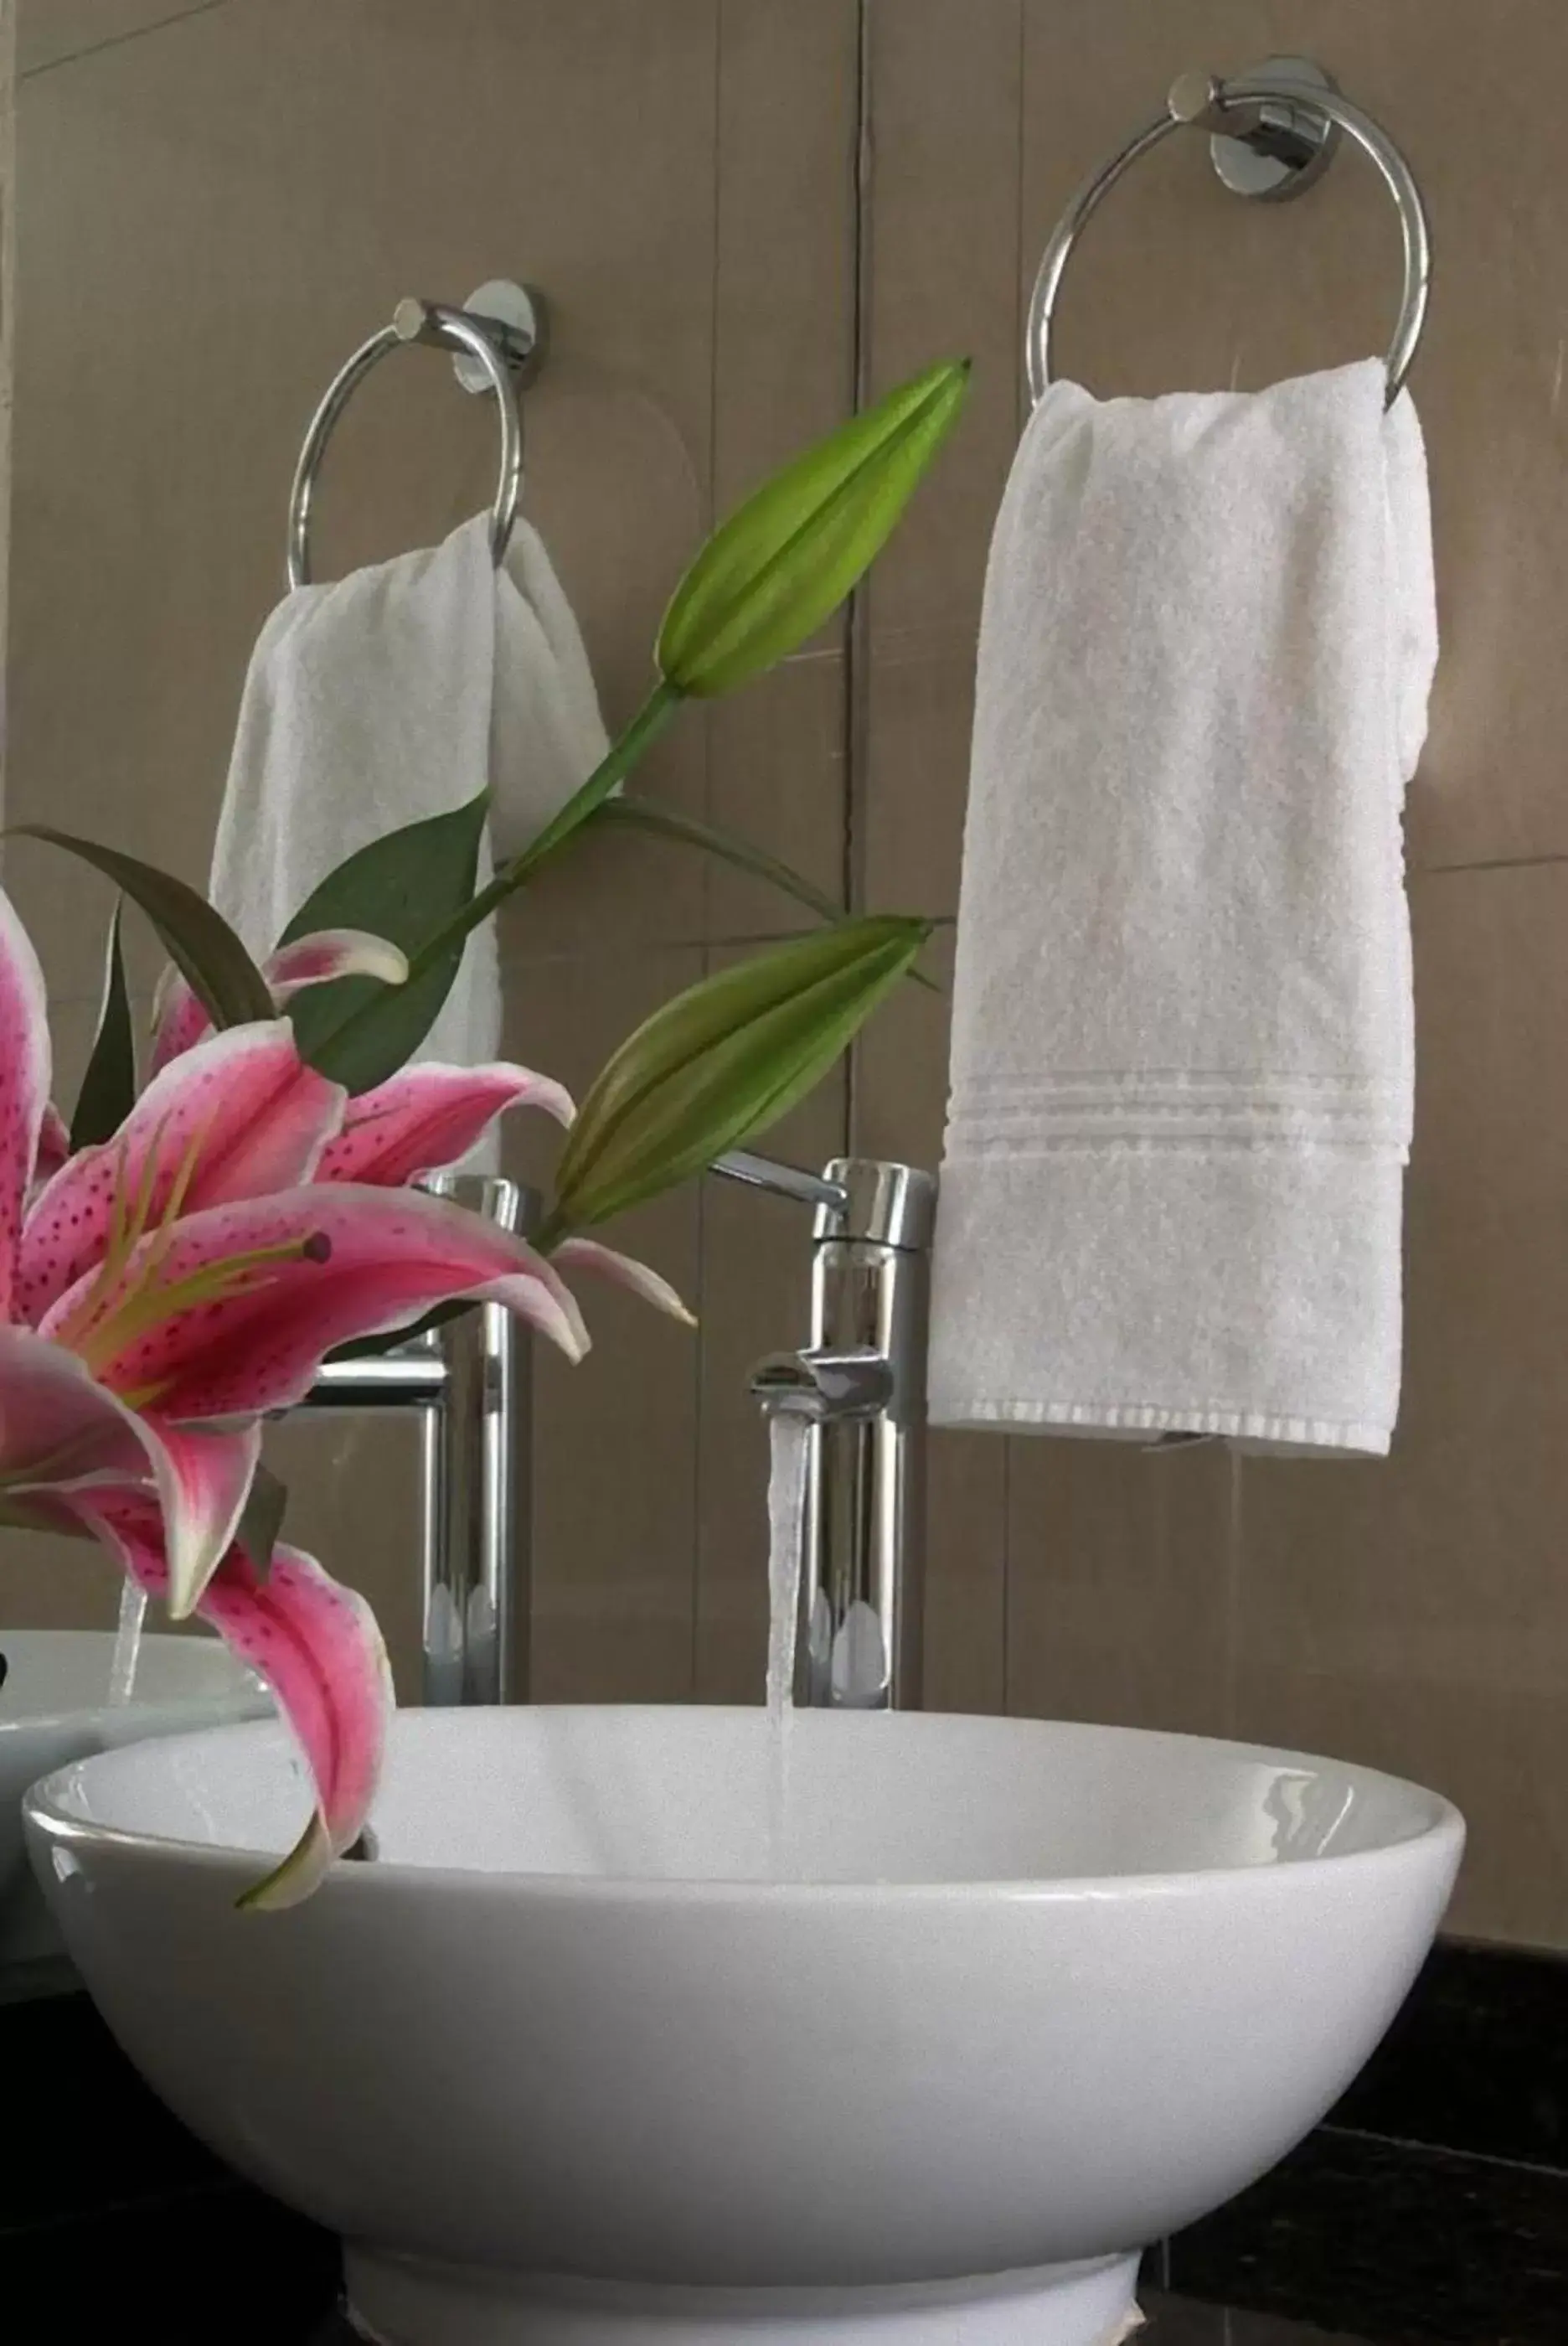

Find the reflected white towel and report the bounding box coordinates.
[209,512,608,1078]
[929,359,1437,1457]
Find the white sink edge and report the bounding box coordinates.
[24,1703,1464,1902]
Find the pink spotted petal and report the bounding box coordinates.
[551,1236,696,1327]
[314,1062,575,1188]
[0,886,52,1320]
[149,930,408,1076]
[147,968,210,1076]
[44,1182,590,1418]
[264,929,410,996]
[33,1104,70,1193]
[60,1486,393,1910]
[221,1544,393,1908]
[18,1021,345,1326]
[145,1417,263,1619]
[0,1323,153,1490]
[0,1325,257,1616]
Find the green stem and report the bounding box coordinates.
[307,680,683,1071]
[413,679,681,981]
[533,1206,569,1253]
[510,679,682,883]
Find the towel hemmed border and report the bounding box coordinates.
[930,1395,1390,1457]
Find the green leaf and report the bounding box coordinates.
[70,901,136,1149]
[12,829,273,1029]
[549,916,931,1232]
[590,795,843,924]
[592,798,943,993]
[657,359,970,698]
[286,795,491,1093]
[298,699,680,1088]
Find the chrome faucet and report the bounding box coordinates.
[300,1151,933,1718]
[304,1173,533,1707]
[734,1155,936,1712]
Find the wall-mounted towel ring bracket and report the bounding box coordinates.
[1027,58,1430,410]
[1201,54,1339,200]
[286,278,548,590]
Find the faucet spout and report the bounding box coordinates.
[750,1346,893,1424]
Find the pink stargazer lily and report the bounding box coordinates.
[148,928,412,1075]
[44,1480,393,1909]
[0,882,692,1905]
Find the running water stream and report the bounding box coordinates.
[764,1413,811,1877]
[106,1579,147,1706]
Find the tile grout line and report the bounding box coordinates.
[0,2173,244,2240]
[1223,1447,1244,1739]
[841,0,873,1160]
[1413,850,1568,880]
[1001,0,1028,1720]
[1319,2119,1568,2183]
[689,0,728,1703]
[20,0,236,80]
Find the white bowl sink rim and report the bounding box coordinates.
[2,1629,270,1978]
[27,1703,1463,1905]
[0,1626,261,1737]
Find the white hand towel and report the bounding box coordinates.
[491,519,611,860]
[929,359,1437,1458]
[209,511,609,1077]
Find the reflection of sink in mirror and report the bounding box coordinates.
[1,1631,268,1988]
[28,1707,1461,2343]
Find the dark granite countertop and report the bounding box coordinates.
[0,2214,1360,2346]
[1171,2129,1568,2346]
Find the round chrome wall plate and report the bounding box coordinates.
[1210,56,1341,203]
[451,277,547,395]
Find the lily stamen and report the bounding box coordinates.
[72,1231,333,1378]
[53,1111,221,1353]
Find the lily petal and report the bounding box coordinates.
[550,1236,697,1326]
[0,1323,152,1490]
[59,1485,393,1910]
[314,1062,575,1188]
[150,930,409,1075]
[33,1104,70,1194]
[0,886,52,1319]
[44,1182,591,1417]
[265,929,411,996]
[148,1418,263,1619]
[0,1326,263,1615]
[18,1021,344,1326]
[147,966,211,1076]
[221,1543,394,1909]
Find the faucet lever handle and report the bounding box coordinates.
[713,1150,851,1215]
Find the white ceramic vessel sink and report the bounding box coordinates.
[1,1629,266,1982]
[27,1708,1462,2344]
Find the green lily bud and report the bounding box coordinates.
[550,917,934,1232]
[656,359,971,698]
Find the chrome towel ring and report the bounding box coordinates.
[1027,59,1431,411]
[286,279,547,590]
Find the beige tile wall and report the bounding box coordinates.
[6,0,1568,1950]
